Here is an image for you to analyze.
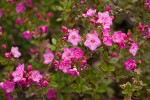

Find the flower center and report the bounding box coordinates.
[91,39,95,43]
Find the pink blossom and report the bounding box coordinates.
[29,70,43,83]
[12,64,24,82]
[58,60,71,73]
[73,48,84,60]
[62,48,74,60]
[2,80,15,93]
[46,89,56,100]
[124,58,136,71]
[84,31,101,51]
[61,26,68,32]
[102,28,110,36]
[145,0,150,10]
[0,9,3,18]
[129,42,139,56]
[103,36,113,46]
[43,50,54,64]
[96,11,113,29]
[1,44,6,50]
[26,0,32,7]
[16,18,22,25]
[22,31,32,40]
[112,31,126,43]
[11,47,21,58]
[16,3,25,14]
[68,29,82,46]
[5,93,13,100]
[5,52,11,58]
[117,41,126,49]
[38,25,48,33]
[67,68,80,76]
[82,8,96,17]
[106,5,111,11]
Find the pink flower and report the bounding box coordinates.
[112,31,126,43]
[102,28,110,36]
[11,47,21,58]
[5,93,13,100]
[16,18,22,25]
[103,36,113,46]
[129,42,139,56]
[96,11,113,29]
[67,68,80,76]
[5,52,11,58]
[117,41,126,49]
[43,50,54,64]
[61,26,68,32]
[1,44,6,50]
[68,29,82,46]
[22,31,32,40]
[2,80,15,93]
[0,9,3,18]
[73,48,84,60]
[58,60,71,73]
[29,70,43,83]
[106,5,111,11]
[145,0,150,10]
[62,48,74,60]
[82,8,96,17]
[124,58,136,71]
[16,3,25,14]
[12,64,24,82]
[46,89,56,100]
[84,31,101,51]
[38,25,48,33]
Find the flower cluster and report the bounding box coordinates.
[4,46,21,58]
[0,64,50,99]
[53,47,88,76]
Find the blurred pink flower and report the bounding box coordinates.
[68,29,82,46]
[73,48,84,60]
[38,25,48,33]
[0,9,3,18]
[124,58,136,71]
[67,68,80,76]
[2,80,15,93]
[22,31,32,40]
[43,50,54,64]
[112,31,126,43]
[62,48,74,60]
[82,8,96,17]
[12,64,24,82]
[11,46,21,58]
[96,11,113,29]
[103,36,113,46]
[29,70,43,83]
[129,42,139,56]
[58,60,71,73]
[46,89,56,100]
[16,3,25,14]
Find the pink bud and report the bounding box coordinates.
[16,18,22,25]
[106,5,111,11]
[27,65,32,72]
[56,52,61,57]
[61,26,68,32]
[82,60,87,65]
[90,19,96,24]
[1,44,6,50]
[111,53,117,57]
[127,32,131,37]
[5,52,11,58]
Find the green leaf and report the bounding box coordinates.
[107,66,115,71]
[0,56,7,65]
[109,58,119,64]
[101,65,108,71]
[50,82,58,88]
[52,38,57,45]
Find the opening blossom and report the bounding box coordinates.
[82,8,96,17]
[1,80,15,93]
[129,42,139,56]
[96,11,113,29]
[43,50,54,64]
[112,31,127,43]
[11,46,21,58]
[12,64,24,82]
[123,58,137,71]
[68,29,82,46]
[46,89,56,100]
[84,31,101,51]
[22,31,32,40]
[103,36,113,46]
[29,70,43,83]
[16,3,25,14]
